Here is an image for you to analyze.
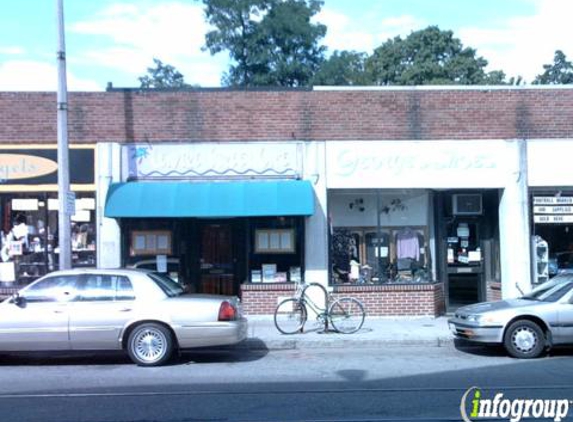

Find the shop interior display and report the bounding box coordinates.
[331,227,430,284]
[533,236,549,284]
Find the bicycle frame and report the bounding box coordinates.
[274,281,366,335]
[297,282,330,331]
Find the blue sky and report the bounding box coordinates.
[0,0,567,90]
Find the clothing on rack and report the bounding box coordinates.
[396,227,420,260]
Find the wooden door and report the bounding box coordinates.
[199,223,235,295]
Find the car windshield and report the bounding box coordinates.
[522,277,573,302]
[148,272,185,297]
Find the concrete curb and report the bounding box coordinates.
[241,336,455,351]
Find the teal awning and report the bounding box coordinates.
[104,180,315,218]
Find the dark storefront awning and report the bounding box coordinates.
[104,180,315,218]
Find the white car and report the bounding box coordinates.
[0,268,247,366]
[448,274,573,358]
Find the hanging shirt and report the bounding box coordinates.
[396,228,420,260]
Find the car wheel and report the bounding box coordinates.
[503,320,545,359]
[127,323,174,367]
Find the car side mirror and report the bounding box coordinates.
[11,293,26,308]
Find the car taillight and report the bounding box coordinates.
[218,301,237,321]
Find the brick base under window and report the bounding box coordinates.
[240,282,445,317]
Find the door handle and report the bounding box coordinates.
[119,308,132,312]
[54,309,65,314]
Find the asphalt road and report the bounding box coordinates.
[1,342,573,422]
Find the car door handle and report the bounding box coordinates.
[119,308,132,312]
[54,309,65,314]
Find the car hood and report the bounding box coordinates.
[458,298,546,315]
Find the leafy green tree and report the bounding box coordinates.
[203,0,270,86]
[365,26,508,85]
[312,50,369,85]
[533,50,573,84]
[139,58,188,88]
[203,0,326,87]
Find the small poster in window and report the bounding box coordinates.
[0,262,15,282]
[156,255,167,273]
[289,267,301,283]
[9,241,22,256]
[375,246,389,258]
[274,272,287,283]
[262,264,277,283]
[251,270,262,283]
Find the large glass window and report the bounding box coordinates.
[329,190,432,285]
[531,191,573,282]
[0,193,97,285]
[248,217,304,283]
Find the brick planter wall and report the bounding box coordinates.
[241,283,296,315]
[241,282,445,317]
[332,283,445,317]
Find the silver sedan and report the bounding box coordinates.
[0,268,248,366]
[448,274,573,358]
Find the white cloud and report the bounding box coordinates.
[69,1,226,86]
[459,0,573,82]
[373,15,428,46]
[0,60,101,91]
[0,46,25,55]
[317,8,376,52]
[318,7,426,54]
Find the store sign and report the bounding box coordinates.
[0,154,57,181]
[0,147,95,189]
[326,141,510,189]
[125,143,303,180]
[534,196,573,205]
[534,215,573,223]
[534,206,573,214]
[533,196,573,224]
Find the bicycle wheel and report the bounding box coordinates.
[274,298,307,334]
[328,297,365,334]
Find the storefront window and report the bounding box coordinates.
[249,217,304,283]
[0,193,96,285]
[329,190,432,285]
[531,191,573,283]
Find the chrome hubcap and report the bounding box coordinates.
[133,328,166,363]
[512,327,537,353]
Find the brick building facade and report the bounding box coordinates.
[1,86,573,316]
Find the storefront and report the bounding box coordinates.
[0,145,96,291]
[528,140,573,285]
[325,140,528,314]
[100,142,320,302]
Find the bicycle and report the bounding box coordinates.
[273,281,365,335]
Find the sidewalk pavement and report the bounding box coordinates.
[243,315,454,350]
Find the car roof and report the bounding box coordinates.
[40,268,155,276]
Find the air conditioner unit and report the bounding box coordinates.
[453,194,482,215]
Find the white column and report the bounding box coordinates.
[96,143,122,268]
[303,141,329,287]
[499,139,531,298]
